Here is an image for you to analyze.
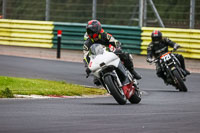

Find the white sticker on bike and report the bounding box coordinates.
[161,53,171,62]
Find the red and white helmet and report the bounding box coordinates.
[86,20,103,39]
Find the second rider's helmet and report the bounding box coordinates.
[151,30,162,44]
[86,20,102,39]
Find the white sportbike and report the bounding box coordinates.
[87,44,141,105]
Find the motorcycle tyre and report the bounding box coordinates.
[104,75,127,105]
[172,70,188,92]
[129,88,141,104]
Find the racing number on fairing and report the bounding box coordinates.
[89,61,93,67]
[160,52,171,62]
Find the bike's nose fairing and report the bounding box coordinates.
[89,51,120,72]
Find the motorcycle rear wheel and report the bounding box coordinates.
[129,88,141,104]
[172,70,188,92]
[104,75,127,105]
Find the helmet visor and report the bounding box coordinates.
[152,37,161,44]
[87,29,98,39]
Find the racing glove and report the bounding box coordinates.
[173,43,180,51]
[147,58,153,63]
[85,67,91,78]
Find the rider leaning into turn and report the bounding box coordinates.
[83,20,141,84]
[146,30,190,83]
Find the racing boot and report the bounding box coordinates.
[181,60,190,76]
[181,64,190,76]
[121,53,142,80]
[163,77,169,86]
[184,69,190,75]
[128,67,141,80]
[93,77,101,86]
[177,54,190,76]
[181,68,190,76]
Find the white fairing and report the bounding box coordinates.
[88,51,120,78]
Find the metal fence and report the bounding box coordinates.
[0,0,200,29]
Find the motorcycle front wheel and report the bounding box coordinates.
[104,75,127,105]
[172,70,188,92]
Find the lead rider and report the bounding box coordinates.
[83,20,141,85]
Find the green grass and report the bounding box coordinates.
[0,76,107,98]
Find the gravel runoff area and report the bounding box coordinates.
[0,45,199,73]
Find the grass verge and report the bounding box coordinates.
[0,76,107,98]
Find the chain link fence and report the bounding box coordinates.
[0,0,199,29]
[146,0,200,29]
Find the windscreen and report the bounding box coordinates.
[90,44,104,55]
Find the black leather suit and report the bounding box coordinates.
[147,37,186,80]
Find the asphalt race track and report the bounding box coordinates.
[0,55,200,133]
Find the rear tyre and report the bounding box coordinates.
[129,88,141,104]
[172,70,188,92]
[104,75,127,105]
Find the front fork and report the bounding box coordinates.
[102,70,124,95]
[113,70,123,88]
[164,64,185,85]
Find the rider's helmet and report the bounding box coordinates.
[86,20,102,39]
[151,30,162,44]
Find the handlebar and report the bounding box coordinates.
[147,46,186,64]
[149,49,179,64]
[148,59,158,64]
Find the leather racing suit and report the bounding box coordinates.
[147,37,189,82]
[83,30,141,80]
